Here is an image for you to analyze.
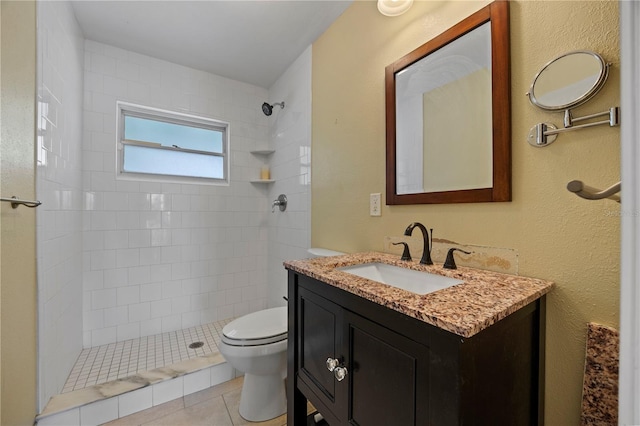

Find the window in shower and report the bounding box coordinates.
[117,102,229,184]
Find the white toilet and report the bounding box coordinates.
[219,307,288,421]
[307,247,345,258]
[218,248,344,422]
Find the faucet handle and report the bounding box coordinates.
[443,248,472,270]
[271,194,287,212]
[392,242,412,261]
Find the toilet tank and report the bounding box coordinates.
[307,248,345,258]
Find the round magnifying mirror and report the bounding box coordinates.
[527,51,609,111]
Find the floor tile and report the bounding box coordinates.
[141,395,233,426]
[222,387,287,426]
[184,377,243,408]
[102,398,185,426]
[103,371,317,426]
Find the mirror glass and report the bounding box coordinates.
[395,22,492,194]
[528,51,608,111]
[385,1,511,205]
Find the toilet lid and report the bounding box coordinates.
[222,307,287,346]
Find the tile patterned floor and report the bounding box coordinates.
[104,377,316,426]
[63,319,233,393]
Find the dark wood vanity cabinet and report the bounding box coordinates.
[294,285,430,425]
[287,271,546,426]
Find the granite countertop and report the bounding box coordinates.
[580,323,619,425]
[284,252,554,338]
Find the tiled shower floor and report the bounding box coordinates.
[62,318,234,393]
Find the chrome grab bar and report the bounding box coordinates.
[0,196,42,209]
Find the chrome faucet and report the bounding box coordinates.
[404,222,433,265]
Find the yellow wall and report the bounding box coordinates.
[311,1,620,424]
[0,1,38,424]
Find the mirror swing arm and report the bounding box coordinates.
[526,50,621,202]
[526,52,620,147]
[527,107,620,147]
[527,106,620,147]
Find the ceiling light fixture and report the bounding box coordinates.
[377,0,414,17]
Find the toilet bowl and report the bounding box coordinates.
[219,249,343,421]
[218,307,288,422]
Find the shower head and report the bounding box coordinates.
[261,101,285,116]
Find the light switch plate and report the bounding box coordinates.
[370,193,381,216]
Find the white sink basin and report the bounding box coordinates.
[337,262,464,295]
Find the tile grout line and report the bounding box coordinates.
[61,317,232,394]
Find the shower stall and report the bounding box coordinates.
[35,0,311,413]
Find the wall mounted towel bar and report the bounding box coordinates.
[0,196,42,209]
[567,180,620,202]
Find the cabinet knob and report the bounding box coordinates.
[334,366,348,382]
[326,358,339,372]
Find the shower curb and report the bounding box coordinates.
[36,353,235,425]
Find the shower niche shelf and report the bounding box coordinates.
[250,150,275,183]
[251,149,275,183]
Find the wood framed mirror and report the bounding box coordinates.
[385,0,511,205]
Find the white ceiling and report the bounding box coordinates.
[71,1,352,89]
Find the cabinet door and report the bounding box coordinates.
[297,287,347,421]
[346,311,430,426]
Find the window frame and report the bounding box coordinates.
[116,101,230,185]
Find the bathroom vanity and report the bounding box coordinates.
[285,253,554,426]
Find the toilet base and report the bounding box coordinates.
[239,373,287,422]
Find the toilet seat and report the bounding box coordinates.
[222,307,287,347]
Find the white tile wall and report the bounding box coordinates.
[183,369,212,395]
[82,40,271,347]
[210,362,236,385]
[266,47,313,307]
[37,2,313,408]
[79,398,119,425]
[36,0,86,412]
[152,377,184,406]
[36,408,80,426]
[118,387,153,418]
